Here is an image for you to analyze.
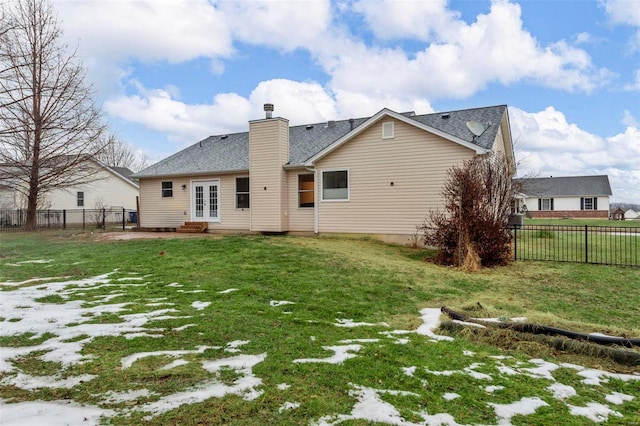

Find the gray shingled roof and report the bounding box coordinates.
[134,105,507,178]
[515,175,612,197]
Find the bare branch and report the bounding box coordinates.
[0,0,108,229]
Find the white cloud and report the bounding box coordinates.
[622,110,638,127]
[219,0,332,51]
[320,1,611,101]
[53,0,233,63]
[511,106,640,202]
[624,70,640,91]
[352,0,461,41]
[602,0,640,49]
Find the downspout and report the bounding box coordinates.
[305,166,318,234]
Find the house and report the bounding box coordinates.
[611,207,625,220]
[514,175,612,219]
[133,104,515,244]
[0,160,139,212]
[625,209,639,220]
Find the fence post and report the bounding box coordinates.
[585,225,589,264]
[63,210,66,230]
[102,208,106,230]
[513,225,518,261]
[82,209,85,230]
[47,209,50,229]
[122,207,125,230]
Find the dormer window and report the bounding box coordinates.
[382,121,394,139]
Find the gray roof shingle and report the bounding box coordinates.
[134,105,508,178]
[515,175,612,197]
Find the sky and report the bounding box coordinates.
[45,0,640,203]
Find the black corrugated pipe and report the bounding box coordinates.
[441,306,640,348]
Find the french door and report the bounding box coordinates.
[191,180,219,221]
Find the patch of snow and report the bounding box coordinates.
[293,345,362,364]
[453,320,486,328]
[0,400,115,425]
[101,389,155,403]
[334,318,389,328]
[315,385,422,426]
[484,385,504,394]
[218,288,239,294]
[415,308,454,341]
[443,392,460,400]
[277,383,291,390]
[567,402,622,422]
[5,259,53,266]
[605,391,634,405]
[279,401,300,412]
[339,339,380,344]
[173,323,196,331]
[225,340,250,353]
[166,282,182,287]
[402,366,416,377]
[191,301,211,310]
[137,353,267,418]
[520,358,559,380]
[547,383,577,400]
[463,350,476,356]
[1,372,96,390]
[179,289,206,293]
[488,397,549,425]
[0,277,67,286]
[270,300,295,307]
[560,363,640,386]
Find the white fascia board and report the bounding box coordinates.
[304,108,487,167]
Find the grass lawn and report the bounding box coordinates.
[0,231,639,425]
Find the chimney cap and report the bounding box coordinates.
[264,103,274,112]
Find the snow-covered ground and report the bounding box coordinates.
[1,262,638,425]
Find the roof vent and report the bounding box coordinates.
[326,120,336,127]
[305,125,314,130]
[349,118,354,130]
[220,135,228,139]
[441,113,450,119]
[264,103,274,119]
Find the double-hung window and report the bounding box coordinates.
[322,170,349,201]
[77,191,84,207]
[539,198,553,211]
[236,177,250,209]
[581,197,597,210]
[161,181,173,198]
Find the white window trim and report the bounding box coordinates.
[297,173,315,209]
[235,175,250,210]
[321,169,350,202]
[540,198,552,211]
[382,121,394,139]
[583,197,595,210]
[161,181,173,198]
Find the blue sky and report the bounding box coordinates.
[51,0,640,202]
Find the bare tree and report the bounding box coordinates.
[0,0,107,229]
[95,133,151,172]
[420,152,515,269]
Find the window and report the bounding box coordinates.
[382,121,394,139]
[236,177,250,209]
[322,170,349,201]
[581,197,597,210]
[77,191,84,207]
[539,198,553,211]
[161,181,173,198]
[298,174,315,208]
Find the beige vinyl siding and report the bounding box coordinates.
[286,170,314,231]
[315,117,476,235]
[249,118,289,232]
[138,175,250,230]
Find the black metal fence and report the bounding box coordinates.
[0,208,137,232]
[512,224,640,267]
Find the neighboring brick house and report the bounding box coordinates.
[514,175,612,219]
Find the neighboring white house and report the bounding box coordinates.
[0,161,139,211]
[625,209,640,219]
[514,175,612,219]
